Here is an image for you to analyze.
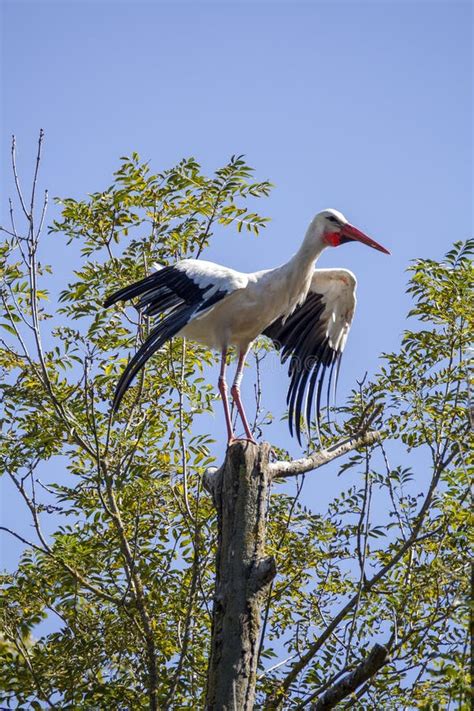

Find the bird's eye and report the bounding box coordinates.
[327,215,338,223]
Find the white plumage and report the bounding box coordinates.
[104,209,390,445]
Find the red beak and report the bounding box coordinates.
[341,223,391,255]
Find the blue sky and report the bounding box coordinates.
[1,1,472,569]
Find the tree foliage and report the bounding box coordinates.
[0,136,471,709]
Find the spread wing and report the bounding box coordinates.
[263,268,357,444]
[104,259,247,411]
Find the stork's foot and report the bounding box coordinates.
[227,435,257,447]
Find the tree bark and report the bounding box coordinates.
[204,441,276,711]
[310,644,389,710]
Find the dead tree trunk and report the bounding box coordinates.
[204,441,276,711]
[203,430,381,710]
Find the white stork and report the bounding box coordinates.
[104,209,390,445]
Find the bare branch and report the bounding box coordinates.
[0,225,18,238]
[30,128,44,218]
[11,134,30,220]
[310,644,389,710]
[35,188,49,241]
[269,430,381,479]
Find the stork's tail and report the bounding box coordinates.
[104,266,177,309]
[111,303,197,412]
[104,265,227,412]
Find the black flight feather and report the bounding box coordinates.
[111,303,198,412]
[263,291,342,445]
[104,265,228,411]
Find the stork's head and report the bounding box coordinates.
[315,208,390,254]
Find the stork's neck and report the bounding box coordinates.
[269,220,327,317]
[286,219,327,277]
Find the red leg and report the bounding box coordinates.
[218,348,235,444]
[231,349,256,444]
